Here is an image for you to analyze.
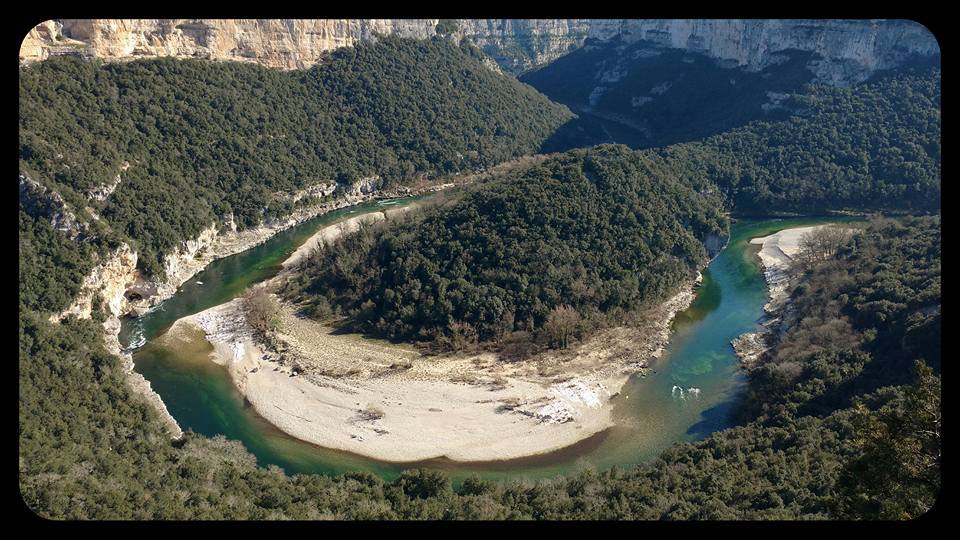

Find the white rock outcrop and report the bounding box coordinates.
[53,243,138,321]
[20,19,938,83]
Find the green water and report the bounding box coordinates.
[128,211,858,482]
[118,197,424,348]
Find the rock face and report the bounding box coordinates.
[611,19,939,85]
[20,19,938,82]
[54,243,138,321]
[19,173,86,239]
[19,19,438,69]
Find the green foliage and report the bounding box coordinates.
[19,37,573,275]
[284,145,728,346]
[527,48,941,215]
[18,208,96,313]
[435,19,459,36]
[836,361,941,519]
[743,216,941,420]
[654,66,941,214]
[523,40,816,150]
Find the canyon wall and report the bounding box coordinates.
[20,19,938,82]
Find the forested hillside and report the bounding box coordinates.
[532,59,941,216]
[657,65,941,214]
[20,216,939,519]
[524,36,939,159]
[18,29,939,521]
[282,59,944,344]
[523,39,817,150]
[282,145,728,347]
[19,36,573,276]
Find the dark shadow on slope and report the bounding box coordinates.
[686,398,742,439]
[525,39,819,152]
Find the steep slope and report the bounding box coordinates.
[656,64,941,213]
[19,36,572,281]
[524,37,940,150]
[283,144,728,346]
[21,19,938,81]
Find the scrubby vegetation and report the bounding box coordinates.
[18,33,940,521]
[282,145,728,348]
[19,36,572,276]
[19,216,939,519]
[241,287,282,340]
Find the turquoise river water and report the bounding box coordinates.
[121,200,853,482]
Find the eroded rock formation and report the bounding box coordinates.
[20,19,938,83]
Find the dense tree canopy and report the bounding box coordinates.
[656,66,941,214]
[19,216,940,519]
[19,37,573,275]
[283,145,728,346]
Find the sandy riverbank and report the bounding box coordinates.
[165,275,697,463]
[281,203,417,270]
[749,225,825,313]
[123,191,426,318]
[733,224,847,367]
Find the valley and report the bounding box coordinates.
[18,19,940,521]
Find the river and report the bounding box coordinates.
[122,201,853,482]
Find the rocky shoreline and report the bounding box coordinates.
[82,182,452,440]
[731,225,839,369]
[102,317,183,438]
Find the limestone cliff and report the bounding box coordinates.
[20,19,938,83]
[53,243,138,321]
[612,19,939,85]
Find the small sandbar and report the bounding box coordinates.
[281,203,418,270]
[749,224,857,311]
[750,225,829,312]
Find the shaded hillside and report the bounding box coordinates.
[524,37,940,155]
[524,39,815,150]
[657,64,941,213]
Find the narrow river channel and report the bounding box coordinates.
[123,200,854,482]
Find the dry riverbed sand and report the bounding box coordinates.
[732,224,850,367]
[155,194,699,462]
[163,278,698,463]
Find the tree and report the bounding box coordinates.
[447,320,478,352]
[836,360,941,519]
[792,226,854,275]
[435,19,459,37]
[543,305,581,349]
[242,287,281,338]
